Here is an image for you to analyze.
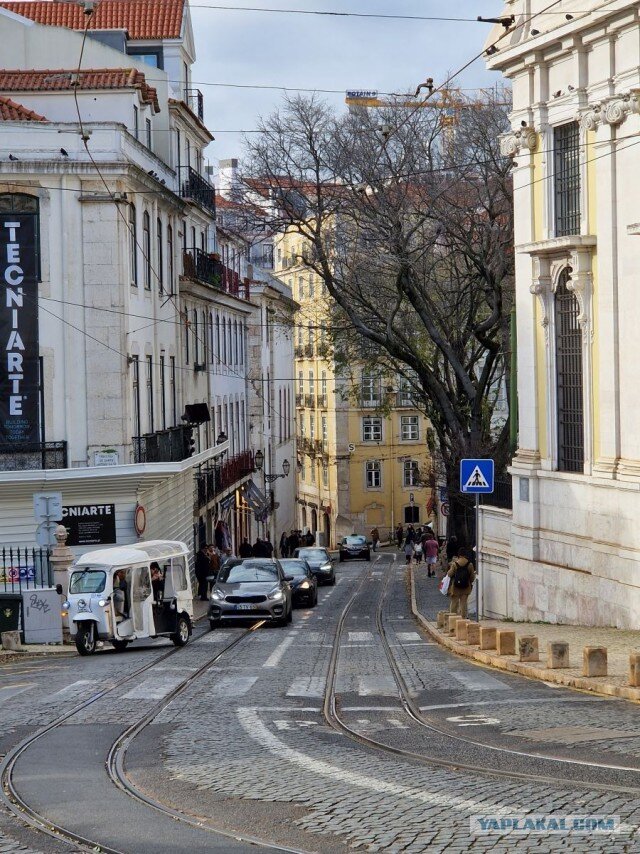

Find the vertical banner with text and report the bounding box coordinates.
[0,210,40,444]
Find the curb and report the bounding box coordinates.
[409,567,640,704]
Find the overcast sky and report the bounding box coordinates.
[189,0,506,169]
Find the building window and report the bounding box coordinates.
[156,218,163,293]
[310,414,315,441]
[133,105,139,139]
[170,356,176,425]
[322,463,329,487]
[321,371,327,399]
[362,416,382,442]
[160,354,166,429]
[298,371,304,395]
[308,370,314,397]
[403,459,420,487]
[184,308,190,364]
[129,205,137,286]
[146,118,152,150]
[361,371,381,406]
[131,355,140,437]
[298,276,304,300]
[366,460,381,489]
[311,460,316,483]
[309,277,315,299]
[193,309,199,364]
[299,413,305,437]
[300,458,306,481]
[216,315,221,364]
[554,122,580,237]
[142,211,151,289]
[555,269,584,472]
[167,224,174,294]
[321,415,328,448]
[404,505,420,524]
[297,325,303,347]
[398,377,413,406]
[146,355,154,433]
[401,415,419,441]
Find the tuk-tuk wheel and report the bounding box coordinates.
[171,615,190,647]
[75,622,97,656]
[111,640,129,652]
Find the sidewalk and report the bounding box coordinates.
[410,564,640,703]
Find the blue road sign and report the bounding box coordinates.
[460,459,494,494]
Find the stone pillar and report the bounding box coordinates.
[455,619,469,642]
[583,647,607,677]
[448,615,461,635]
[496,629,516,656]
[629,652,640,687]
[49,525,74,641]
[466,623,481,645]
[519,635,539,662]
[479,626,497,650]
[547,641,570,669]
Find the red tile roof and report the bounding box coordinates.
[0,68,160,112]
[0,94,47,121]
[0,0,185,39]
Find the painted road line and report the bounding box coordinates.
[263,632,298,669]
[419,696,602,711]
[213,675,259,697]
[248,706,321,713]
[342,706,400,712]
[199,631,232,644]
[448,670,510,691]
[387,718,409,729]
[357,675,399,697]
[396,632,422,642]
[124,674,186,700]
[47,679,94,698]
[0,684,33,704]
[286,676,326,698]
[348,632,374,642]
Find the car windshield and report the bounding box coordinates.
[298,549,329,561]
[218,561,279,583]
[69,569,107,594]
[345,536,366,545]
[280,560,307,577]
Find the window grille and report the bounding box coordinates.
[555,269,584,472]
[554,123,580,237]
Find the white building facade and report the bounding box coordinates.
[481,0,640,628]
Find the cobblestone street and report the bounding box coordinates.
[1,554,640,853]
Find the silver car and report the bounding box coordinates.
[208,558,293,629]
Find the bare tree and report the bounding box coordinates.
[244,92,513,538]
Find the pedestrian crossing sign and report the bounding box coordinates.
[460,459,494,494]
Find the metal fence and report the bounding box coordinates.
[480,475,513,510]
[0,547,53,593]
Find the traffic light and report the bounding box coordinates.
[183,426,196,458]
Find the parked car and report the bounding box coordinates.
[339,535,371,562]
[293,547,336,585]
[280,559,318,607]
[208,558,293,628]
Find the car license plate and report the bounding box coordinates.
[235,603,254,610]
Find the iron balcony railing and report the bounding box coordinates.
[182,250,250,300]
[317,394,327,408]
[1,547,52,593]
[0,442,67,471]
[179,166,216,216]
[295,393,304,407]
[184,88,204,121]
[194,451,253,510]
[133,425,193,463]
[480,474,513,511]
[304,344,314,358]
[305,394,315,408]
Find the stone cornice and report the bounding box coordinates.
[577,92,640,131]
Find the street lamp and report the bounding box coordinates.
[254,450,291,483]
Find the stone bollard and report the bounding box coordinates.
[455,619,469,642]
[437,610,448,630]
[547,641,570,669]
[479,626,497,650]
[519,635,540,662]
[1,631,22,652]
[629,652,640,687]
[583,647,607,678]
[496,629,516,656]
[448,615,461,635]
[466,622,481,645]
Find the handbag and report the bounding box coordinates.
[439,575,450,596]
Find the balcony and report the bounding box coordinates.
[305,394,315,408]
[294,346,304,358]
[360,397,382,409]
[182,250,250,300]
[179,166,216,216]
[132,426,193,463]
[304,344,314,358]
[184,88,204,121]
[0,441,67,471]
[295,393,304,407]
[194,450,254,510]
[396,392,414,408]
[314,439,324,456]
[317,394,327,408]
[250,245,274,270]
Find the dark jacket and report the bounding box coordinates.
[195,550,210,580]
[239,542,253,558]
[447,556,476,596]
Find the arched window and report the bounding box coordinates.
[129,204,138,286]
[555,269,584,472]
[142,211,151,290]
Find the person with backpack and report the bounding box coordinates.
[423,530,439,577]
[446,545,476,617]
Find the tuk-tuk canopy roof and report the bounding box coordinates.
[73,540,189,569]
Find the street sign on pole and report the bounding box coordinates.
[33,492,63,523]
[35,520,59,548]
[460,459,494,494]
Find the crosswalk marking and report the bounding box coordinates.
[449,670,510,691]
[396,632,422,642]
[387,718,409,729]
[348,631,373,642]
[199,631,231,643]
[214,675,259,697]
[48,679,94,699]
[263,632,297,669]
[357,676,398,697]
[124,674,185,700]
[286,676,325,697]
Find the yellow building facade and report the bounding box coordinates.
[275,231,433,547]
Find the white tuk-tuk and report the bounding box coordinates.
[63,540,194,655]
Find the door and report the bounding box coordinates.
[130,565,153,635]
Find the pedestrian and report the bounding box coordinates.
[288,529,300,555]
[253,537,268,557]
[264,534,274,558]
[304,529,315,547]
[195,544,210,601]
[239,537,253,558]
[404,539,414,565]
[405,525,416,545]
[447,545,476,618]
[446,534,458,563]
[214,520,226,552]
[279,531,288,558]
[207,545,220,588]
[395,524,404,549]
[424,531,439,577]
[413,539,423,563]
[370,527,380,552]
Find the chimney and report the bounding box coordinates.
[218,158,239,199]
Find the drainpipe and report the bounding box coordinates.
[509,306,518,455]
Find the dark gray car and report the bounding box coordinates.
[208,558,293,628]
[293,547,335,585]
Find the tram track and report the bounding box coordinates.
[0,620,308,854]
[323,555,640,795]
